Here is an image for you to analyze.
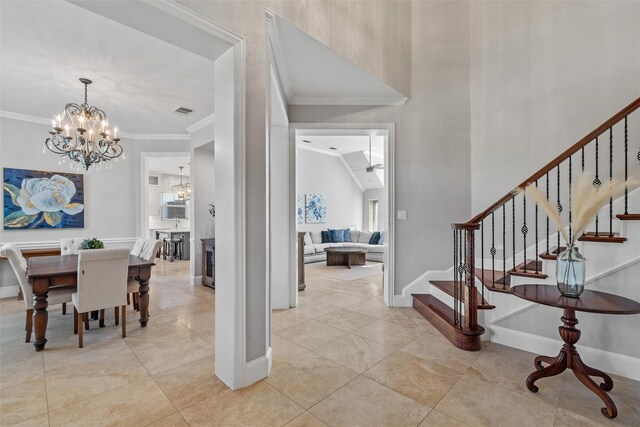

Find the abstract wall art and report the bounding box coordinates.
[3,168,85,230]
[305,193,327,224]
[297,194,305,224]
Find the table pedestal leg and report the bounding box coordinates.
[526,308,617,419]
[138,278,149,327]
[32,291,48,351]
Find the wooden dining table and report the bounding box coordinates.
[26,254,155,352]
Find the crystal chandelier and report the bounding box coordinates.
[44,78,124,171]
[172,166,190,201]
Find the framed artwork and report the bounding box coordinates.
[297,194,305,224]
[305,194,327,224]
[3,168,85,230]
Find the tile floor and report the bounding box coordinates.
[1,259,638,426]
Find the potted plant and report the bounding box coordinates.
[80,237,105,250]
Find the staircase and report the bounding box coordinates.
[412,97,640,351]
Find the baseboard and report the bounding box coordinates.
[191,275,202,285]
[394,267,452,307]
[242,347,272,388]
[491,325,640,381]
[0,285,19,299]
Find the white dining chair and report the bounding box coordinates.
[60,238,85,255]
[72,248,129,348]
[0,244,74,342]
[128,239,162,311]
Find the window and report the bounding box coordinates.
[368,199,379,232]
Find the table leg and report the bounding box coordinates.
[534,355,558,370]
[137,267,151,327]
[572,355,617,419]
[32,278,49,351]
[347,255,352,269]
[581,362,614,391]
[527,351,567,392]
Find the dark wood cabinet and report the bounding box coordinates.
[201,238,215,289]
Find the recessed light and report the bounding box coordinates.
[329,147,338,150]
[174,106,194,115]
[303,139,312,143]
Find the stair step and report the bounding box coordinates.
[508,260,548,279]
[539,246,566,260]
[412,294,484,351]
[474,268,511,293]
[578,232,626,243]
[429,281,495,310]
[616,214,640,221]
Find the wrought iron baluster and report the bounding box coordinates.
[594,136,601,236]
[535,180,539,273]
[557,165,562,249]
[569,156,572,240]
[453,229,458,326]
[624,116,628,214]
[502,204,506,289]
[491,212,496,289]
[546,173,550,254]
[609,127,613,237]
[522,194,528,272]
[512,196,516,272]
[481,221,484,292]
[469,229,476,329]
[582,146,585,171]
[461,229,465,330]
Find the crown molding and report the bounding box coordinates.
[1,110,191,141]
[289,95,408,106]
[186,112,215,133]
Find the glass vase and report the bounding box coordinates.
[556,244,586,297]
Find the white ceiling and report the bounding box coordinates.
[296,134,385,190]
[0,0,218,135]
[148,157,190,177]
[271,15,408,106]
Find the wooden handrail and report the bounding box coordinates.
[468,97,640,224]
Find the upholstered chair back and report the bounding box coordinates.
[60,238,85,255]
[130,239,162,262]
[0,244,32,309]
[74,248,129,313]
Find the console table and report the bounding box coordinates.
[510,284,640,419]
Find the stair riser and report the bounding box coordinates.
[412,298,483,351]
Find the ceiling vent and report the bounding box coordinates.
[174,106,194,115]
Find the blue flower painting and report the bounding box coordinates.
[305,194,327,224]
[297,194,304,224]
[3,168,84,230]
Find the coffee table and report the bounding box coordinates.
[325,247,366,269]
[510,284,640,419]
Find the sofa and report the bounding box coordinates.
[302,230,385,264]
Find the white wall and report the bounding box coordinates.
[363,188,387,232]
[470,0,640,214]
[192,143,215,277]
[296,149,363,234]
[0,117,189,292]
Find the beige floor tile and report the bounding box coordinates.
[297,288,336,301]
[435,375,557,427]
[347,300,395,319]
[401,333,481,373]
[12,413,50,427]
[383,309,433,332]
[314,309,378,332]
[0,378,48,426]
[272,309,315,332]
[152,355,227,410]
[467,342,565,405]
[180,381,304,426]
[48,377,175,426]
[309,375,430,427]
[266,352,358,409]
[558,372,640,426]
[334,286,380,300]
[0,342,44,390]
[314,334,396,374]
[352,320,424,349]
[284,411,328,427]
[272,334,308,367]
[364,350,463,407]
[42,333,132,372]
[554,408,605,427]
[146,412,189,427]
[317,293,364,308]
[292,300,342,319]
[175,309,214,334]
[45,352,150,410]
[277,320,347,350]
[418,410,468,426]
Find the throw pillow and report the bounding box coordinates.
[328,229,338,243]
[321,230,330,243]
[369,231,381,245]
[333,229,345,242]
[343,229,352,242]
[303,232,312,246]
[378,231,385,245]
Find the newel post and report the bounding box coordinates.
[452,223,480,331]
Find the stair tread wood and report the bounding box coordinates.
[616,214,640,221]
[474,268,511,293]
[429,281,495,309]
[508,260,547,279]
[412,294,484,351]
[578,232,626,243]
[539,246,566,260]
